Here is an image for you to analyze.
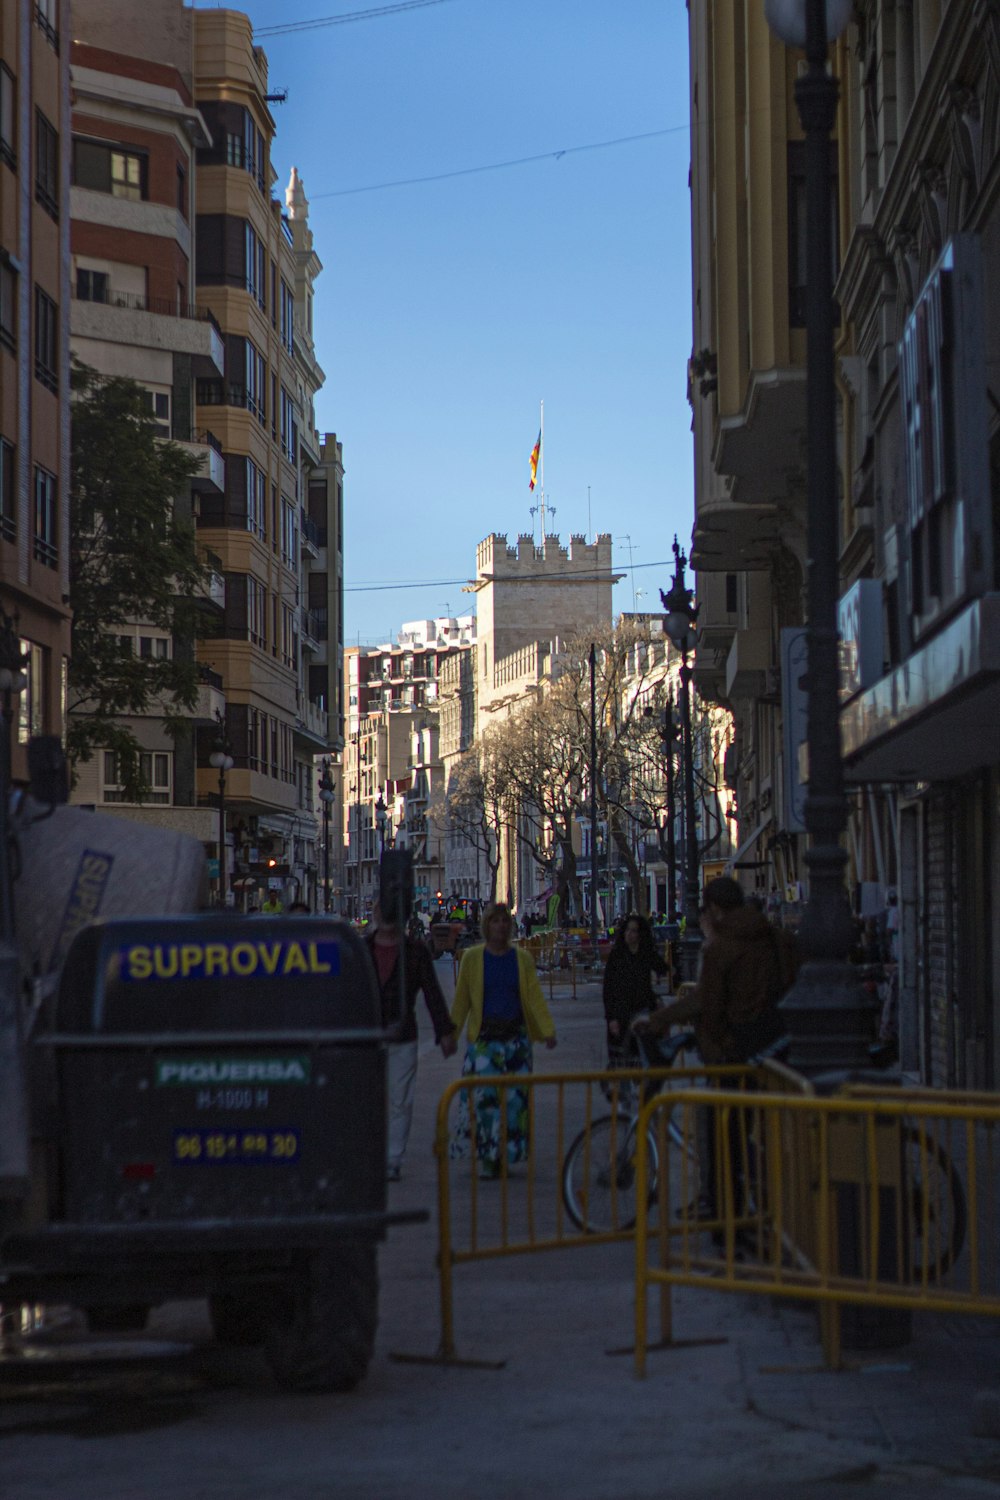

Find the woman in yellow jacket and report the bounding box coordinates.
[449,901,557,1177]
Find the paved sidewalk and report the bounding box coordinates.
[404,967,1000,1494]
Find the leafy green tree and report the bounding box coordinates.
[69,361,210,799]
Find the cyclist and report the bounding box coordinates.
[603,914,669,1071]
[635,877,795,1223]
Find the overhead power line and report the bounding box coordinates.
[309,125,681,199]
[342,557,677,594]
[255,0,457,37]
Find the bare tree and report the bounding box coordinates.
[440,736,508,902]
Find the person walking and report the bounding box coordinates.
[602,913,669,1070]
[449,901,557,1178]
[366,902,457,1182]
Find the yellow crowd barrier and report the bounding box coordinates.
[634,1084,1000,1374]
[431,1061,751,1362]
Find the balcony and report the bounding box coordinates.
[293,693,329,750]
[300,608,323,652]
[725,628,771,700]
[193,552,225,614]
[176,429,225,493]
[70,285,225,376]
[713,366,808,507]
[691,492,782,572]
[300,509,320,558]
[193,666,225,725]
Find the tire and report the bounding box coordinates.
[264,1244,378,1393]
[562,1114,659,1234]
[209,1291,268,1348]
[902,1126,967,1281]
[84,1304,150,1333]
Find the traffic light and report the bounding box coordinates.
[435,889,443,901]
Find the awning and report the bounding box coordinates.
[728,818,771,869]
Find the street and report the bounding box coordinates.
[4,963,1000,1500]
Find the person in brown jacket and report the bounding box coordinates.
[637,877,796,1222]
[638,877,793,1063]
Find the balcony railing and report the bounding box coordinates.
[71,284,222,335]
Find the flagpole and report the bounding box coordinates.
[539,399,545,542]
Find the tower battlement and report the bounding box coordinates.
[474,531,615,579]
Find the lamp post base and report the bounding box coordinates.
[778,959,877,1077]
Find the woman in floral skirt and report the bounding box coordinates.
[449,901,557,1177]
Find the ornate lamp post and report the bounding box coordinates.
[318,758,335,913]
[764,0,873,1071]
[208,714,234,909]
[661,538,701,980]
[646,694,680,923]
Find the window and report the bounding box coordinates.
[176,160,187,217]
[0,63,15,170]
[72,137,147,200]
[282,603,295,668]
[245,339,265,423]
[33,466,57,567]
[75,267,108,304]
[244,110,265,191]
[280,386,297,463]
[34,287,57,393]
[35,110,58,218]
[0,438,14,543]
[245,222,265,308]
[247,575,266,646]
[17,640,44,745]
[138,634,170,659]
[35,0,59,51]
[281,498,296,565]
[246,458,266,539]
[280,278,294,354]
[102,750,172,805]
[146,391,169,435]
[0,257,15,353]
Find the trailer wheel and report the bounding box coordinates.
[209,1292,267,1347]
[264,1244,377,1393]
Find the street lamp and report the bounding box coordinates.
[644,693,680,923]
[661,537,701,980]
[208,713,234,909]
[319,758,335,913]
[375,790,387,856]
[764,0,873,1071]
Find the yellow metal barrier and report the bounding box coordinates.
[431,1061,751,1362]
[633,1086,1000,1375]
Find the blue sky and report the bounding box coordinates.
[196,0,692,642]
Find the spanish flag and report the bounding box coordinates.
[529,430,541,491]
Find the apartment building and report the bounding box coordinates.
[191,8,334,908]
[0,0,72,779]
[67,3,226,839]
[341,620,474,916]
[688,2,1000,1088]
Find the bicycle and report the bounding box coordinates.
[561,1030,700,1234]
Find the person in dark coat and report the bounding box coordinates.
[366,902,457,1181]
[602,913,669,1068]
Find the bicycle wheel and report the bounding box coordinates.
[562,1114,659,1234]
[902,1126,967,1280]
